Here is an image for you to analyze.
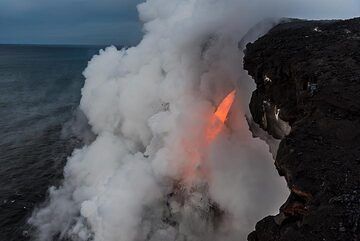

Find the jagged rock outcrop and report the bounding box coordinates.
[244,18,360,241]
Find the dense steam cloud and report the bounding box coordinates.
[29,0,359,241]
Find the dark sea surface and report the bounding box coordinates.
[0,45,101,241]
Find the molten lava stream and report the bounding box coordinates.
[182,90,236,184]
[207,90,236,142]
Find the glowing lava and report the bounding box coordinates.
[214,90,237,123]
[206,90,236,142]
[182,90,236,184]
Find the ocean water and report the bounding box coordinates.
[0,44,100,241]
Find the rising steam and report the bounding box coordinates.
[29,0,358,241]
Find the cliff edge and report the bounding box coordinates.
[244,18,360,241]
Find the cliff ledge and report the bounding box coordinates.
[244,18,360,241]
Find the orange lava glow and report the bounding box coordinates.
[215,90,237,124]
[182,90,236,184]
[206,90,236,142]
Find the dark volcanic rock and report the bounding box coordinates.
[244,18,360,241]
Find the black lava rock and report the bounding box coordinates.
[244,18,360,241]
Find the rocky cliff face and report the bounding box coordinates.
[244,18,360,241]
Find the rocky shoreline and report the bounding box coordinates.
[244,18,360,241]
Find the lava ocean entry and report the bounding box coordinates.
[182,90,237,185]
[28,0,358,240]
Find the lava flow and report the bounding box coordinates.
[182,90,237,184]
[207,90,236,142]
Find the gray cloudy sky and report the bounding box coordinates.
[0,0,144,45]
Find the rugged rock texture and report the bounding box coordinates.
[244,18,360,241]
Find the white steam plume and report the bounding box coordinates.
[29,1,358,241]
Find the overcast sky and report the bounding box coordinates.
[0,0,144,45]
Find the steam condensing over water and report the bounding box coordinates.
[29,0,358,241]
